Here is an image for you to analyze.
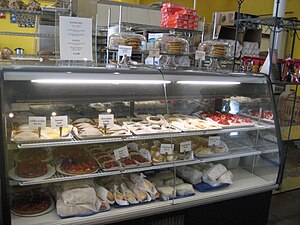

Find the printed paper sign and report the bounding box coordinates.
[180,141,192,153]
[99,114,114,128]
[160,144,174,154]
[59,16,93,60]
[29,117,46,130]
[149,48,160,58]
[118,45,132,57]
[208,136,221,146]
[114,146,129,160]
[51,116,68,129]
[195,50,206,60]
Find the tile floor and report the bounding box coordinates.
[268,189,300,225]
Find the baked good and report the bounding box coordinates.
[157,186,174,200]
[15,160,47,178]
[130,154,149,164]
[18,149,48,162]
[37,50,54,56]
[166,41,184,54]
[26,0,40,10]
[124,38,141,50]
[175,183,195,196]
[52,147,88,160]
[13,131,39,141]
[152,152,164,163]
[122,157,138,167]
[0,47,13,60]
[11,191,52,215]
[1,0,9,8]
[60,156,98,175]
[102,160,120,170]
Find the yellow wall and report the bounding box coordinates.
[0,0,57,54]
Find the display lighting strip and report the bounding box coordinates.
[31,79,171,84]
[176,81,241,85]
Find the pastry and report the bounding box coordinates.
[164,177,184,186]
[15,160,47,178]
[102,160,120,170]
[146,116,165,125]
[60,156,98,175]
[26,0,40,10]
[18,148,48,162]
[157,186,174,200]
[175,183,195,196]
[0,47,13,60]
[152,152,164,163]
[130,154,149,164]
[13,131,39,141]
[11,191,52,216]
[37,50,54,56]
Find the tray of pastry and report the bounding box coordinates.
[196,111,255,128]
[123,115,182,136]
[72,119,132,140]
[165,114,222,132]
[11,124,74,144]
[193,138,230,158]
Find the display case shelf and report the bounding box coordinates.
[11,146,266,187]
[10,168,277,225]
[15,123,275,149]
[0,31,56,38]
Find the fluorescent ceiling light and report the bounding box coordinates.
[31,79,171,84]
[176,81,241,85]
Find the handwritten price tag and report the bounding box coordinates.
[160,144,174,154]
[208,136,221,146]
[114,146,129,160]
[29,117,46,130]
[99,114,114,128]
[51,116,68,129]
[195,50,206,60]
[118,45,132,57]
[180,141,192,153]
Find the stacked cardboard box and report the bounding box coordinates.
[160,2,199,31]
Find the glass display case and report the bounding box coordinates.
[108,32,146,51]
[0,66,283,225]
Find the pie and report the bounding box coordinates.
[15,160,47,178]
[18,149,48,162]
[60,156,98,175]
[11,191,52,215]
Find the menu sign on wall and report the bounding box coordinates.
[59,16,93,60]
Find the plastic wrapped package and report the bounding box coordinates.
[120,183,139,204]
[157,186,175,201]
[113,185,129,206]
[130,173,159,200]
[175,183,195,196]
[56,198,110,217]
[176,166,203,185]
[147,177,164,187]
[61,187,97,205]
[154,171,174,181]
[95,185,115,204]
[164,177,184,186]
[204,163,227,180]
[125,180,152,202]
[218,171,233,184]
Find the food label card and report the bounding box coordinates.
[208,136,221,146]
[160,144,174,154]
[149,48,160,58]
[180,141,192,153]
[195,50,206,60]
[29,117,46,130]
[51,116,68,129]
[99,114,114,128]
[118,45,132,57]
[114,146,129,160]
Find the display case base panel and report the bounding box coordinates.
[11,168,278,225]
